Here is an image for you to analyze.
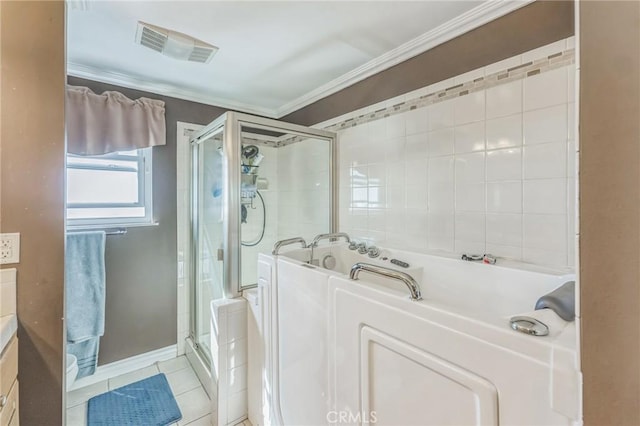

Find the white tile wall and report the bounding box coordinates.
[486,80,522,119]
[276,139,332,241]
[212,298,248,426]
[337,39,576,268]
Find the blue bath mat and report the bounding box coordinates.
[87,373,182,426]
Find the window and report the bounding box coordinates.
[66,148,153,227]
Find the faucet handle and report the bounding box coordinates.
[483,254,497,264]
[357,242,368,254]
[367,246,380,258]
[348,241,358,250]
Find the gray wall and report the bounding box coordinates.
[283,0,574,126]
[68,76,228,364]
[1,2,66,424]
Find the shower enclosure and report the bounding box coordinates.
[189,111,336,367]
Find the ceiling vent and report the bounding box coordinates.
[135,22,218,64]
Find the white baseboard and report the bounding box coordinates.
[69,344,177,391]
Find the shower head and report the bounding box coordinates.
[242,145,260,160]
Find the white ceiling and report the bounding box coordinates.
[67,1,524,117]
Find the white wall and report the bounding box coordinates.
[333,38,576,269]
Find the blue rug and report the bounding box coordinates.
[87,373,182,426]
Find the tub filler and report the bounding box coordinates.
[249,242,581,426]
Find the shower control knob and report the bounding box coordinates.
[348,241,358,250]
[367,246,380,258]
[357,243,368,254]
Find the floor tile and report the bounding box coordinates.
[244,420,253,426]
[108,365,159,390]
[187,414,213,425]
[166,366,202,396]
[65,359,210,426]
[66,402,87,426]
[66,380,108,408]
[176,387,211,425]
[158,355,191,374]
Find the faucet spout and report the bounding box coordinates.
[309,232,350,264]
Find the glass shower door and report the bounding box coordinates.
[192,128,225,360]
[189,111,336,364]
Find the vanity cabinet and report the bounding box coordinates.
[0,337,19,426]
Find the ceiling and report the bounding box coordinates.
[67,1,523,118]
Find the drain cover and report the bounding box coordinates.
[509,316,549,336]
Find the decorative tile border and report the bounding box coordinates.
[324,48,575,134]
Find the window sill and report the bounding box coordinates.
[67,221,159,232]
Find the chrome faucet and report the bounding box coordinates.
[357,242,368,254]
[350,262,423,301]
[309,232,351,264]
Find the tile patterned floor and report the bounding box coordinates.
[66,356,214,426]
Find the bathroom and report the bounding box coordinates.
[0,1,639,426]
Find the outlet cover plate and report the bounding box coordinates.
[0,233,20,264]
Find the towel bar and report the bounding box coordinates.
[67,227,127,236]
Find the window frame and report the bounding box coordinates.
[66,148,154,229]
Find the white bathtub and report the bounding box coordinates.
[251,243,581,426]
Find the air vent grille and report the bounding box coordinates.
[140,26,167,52]
[188,46,215,63]
[135,22,218,64]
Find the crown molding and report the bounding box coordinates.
[274,0,534,118]
[67,62,278,118]
[68,0,533,120]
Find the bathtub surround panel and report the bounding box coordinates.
[331,278,574,424]
[0,2,66,424]
[68,77,229,365]
[580,1,640,424]
[335,39,575,268]
[283,0,574,126]
[361,328,498,425]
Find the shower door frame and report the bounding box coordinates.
[189,116,226,364]
[231,112,338,294]
[189,111,337,359]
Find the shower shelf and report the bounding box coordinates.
[241,172,259,202]
[241,163,259,174]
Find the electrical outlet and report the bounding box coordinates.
[0,233,20,264]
